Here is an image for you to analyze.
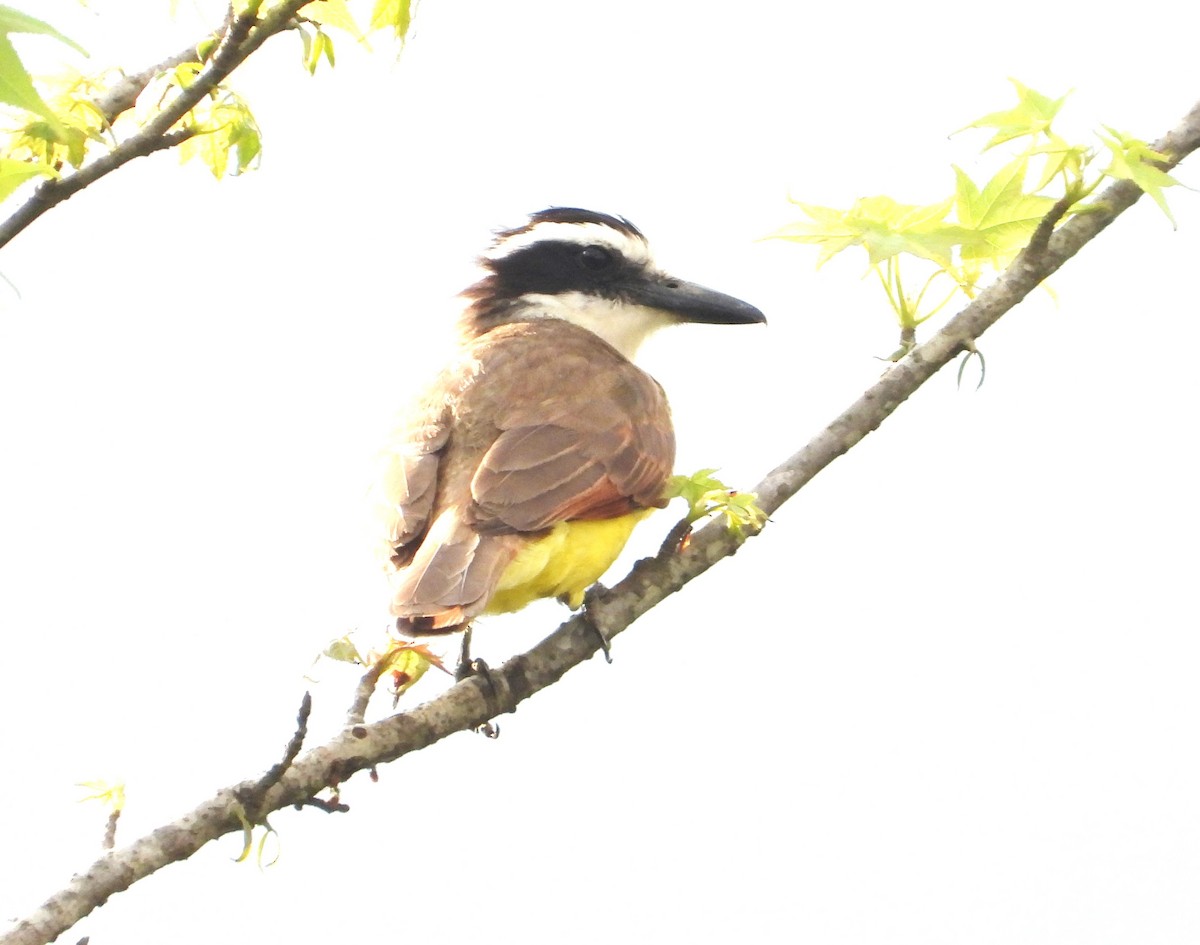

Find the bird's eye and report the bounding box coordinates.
[578,245,613,271]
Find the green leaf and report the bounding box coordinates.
[960,78,1069,150]
[179,120,229,178]
[232,804,254,862]
[178,92,262,179]
[228,119,261,174]
[297,26,312,70]
[304,29,324,74]
[76,779,126,811]
[301,28,338,74]
[953,159,1057,264]
[196,34,218,62]
[322,635,364,664]
[769,195,964,269]
[1028,132,1091,191]
[720,491,768,538]
[377,642,433,699]
[665,469,767,538]
[172,61,201,89]
[0,33,62,135]
[767,213,859,268]
[1099,126,1181,227]
[0,156,54,202]
[369,0,413,40]
[665,468,724,520]
[306,0,369,44]
[0,5,87,55]
[6,90,112,172]
[0,6,88,137]
[256,818,281,868]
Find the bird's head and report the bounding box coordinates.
[461,207,765,358]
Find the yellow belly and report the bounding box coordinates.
[485,509,654,615]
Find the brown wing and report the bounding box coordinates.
[378,391,451,568]
[467,320,675,532]
[388,320,675,634]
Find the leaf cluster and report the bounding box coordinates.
[0,0,413,198]
[5,69,112,173]
[168,61,263,177]
[665,468,768,540]
[319,632,444,701]
[769,79,1185,358]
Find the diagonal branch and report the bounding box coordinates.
[91,38,222,127]
[0,0,317,252]
[4,98,1199,945]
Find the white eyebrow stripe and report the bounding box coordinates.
[485,221,652,265]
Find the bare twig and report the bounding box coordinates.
[234,692,313,822]
[101,810,120,851]
[345,660,388,727]
[3,98,1198,945]
[292,796,350,814]
[265,695,312,785]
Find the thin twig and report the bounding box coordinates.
[345,661,388,727]
[292,796,350,814]
[236,692,312,818]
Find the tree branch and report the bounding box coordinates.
[4,98,1198,945]
[0,0,316,252]
[92,41,216,127]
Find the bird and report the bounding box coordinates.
[381,207,764,637]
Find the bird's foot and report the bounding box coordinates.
[456,627,501,738]
[582,584,613,664]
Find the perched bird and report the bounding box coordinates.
[382,208,764,636]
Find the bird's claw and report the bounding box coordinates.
[582,585,613,664]
[456,627,501,736]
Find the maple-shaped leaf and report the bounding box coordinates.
[374,640,442,700]
[953,159,1057,265]
[1028,132,1092,191]
[767,203,860,267]
[664,468,724,519]
[1099,126,1181,226]
[77,779,126,812]
[961,79,1069,150]
[770,195,964,268]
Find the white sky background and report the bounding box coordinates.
[1,1,1199,942]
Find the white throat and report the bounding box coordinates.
[517,292,673,359]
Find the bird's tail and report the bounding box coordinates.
[390,511,516,636]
